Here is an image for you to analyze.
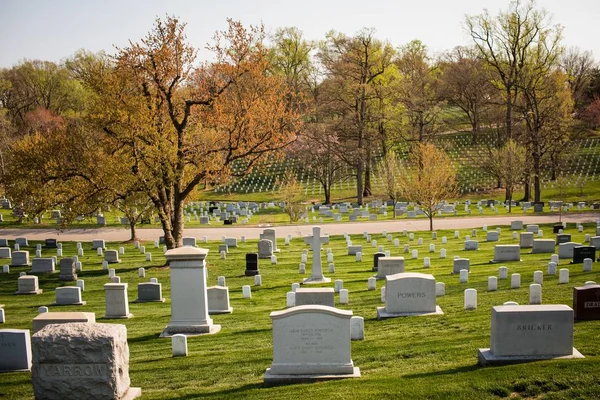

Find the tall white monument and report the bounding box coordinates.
[160,247,221,337]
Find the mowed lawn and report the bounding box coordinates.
[1,222,600,399]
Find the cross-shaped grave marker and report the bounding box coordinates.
[302,226,331,284]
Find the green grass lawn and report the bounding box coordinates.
[1,222,600,399]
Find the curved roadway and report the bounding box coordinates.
[1,213,598,242]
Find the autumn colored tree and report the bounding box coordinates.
[76,17,301,248]
[399,143,457,231]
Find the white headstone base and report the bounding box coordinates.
[264,368,361,387]
[376,305,444,319]
[477,347,584,366]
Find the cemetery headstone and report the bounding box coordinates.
[376,257,405,280]
[245,253,259,276]
[161,247,220,336]
[53,287,85,306]
[264,305,360,385]
[477,304,584,366]
[573,284,600,320]
[15,275,42,295]
[377,272,443,318]
[0,329,32,372]
[31,258,55,274]
[207,286,233,314]
[492,245,521,262]
[294,288,335,307]
[31,323,141,400]
[134,282,165,303]
[572,246,596,264]
[59,258,77,281]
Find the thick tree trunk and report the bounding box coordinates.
[505,86,512,141]
[171,199,185,247]
[128,220,137,242]
[429,214,433,231]
[363,161,372,197]
[356,160,363,206]
[324,182,331,205]
[533,146,542,203]
[521,181,530,202]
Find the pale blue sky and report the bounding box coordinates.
[0,0,598,68]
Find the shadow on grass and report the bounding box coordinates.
[128,334,162,344]
[161,382,265,399]
[403,363,480,378]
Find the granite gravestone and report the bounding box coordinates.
[377,272,443,318]
[372,252,386,272]
[573,284,600,320]
[245,253,259,276]
[0,329,32,372]
[134,282,165,303]
[161,247,220,337]
[59,258,77,281]
[264,305,360,385]
[556,234,571,245]
[15,275,43,295]
[53,287,85,306]
[31,258,55,274]
[258,240,273,259]
[31,323,141,400]
[294,288,335,307]
[478,304,583,366]
[260,229,279,252]
[376,257,405,280]
[572,246,596,264]
[519,232,534,248]
[491,245,521,262]
[207,286,233,314]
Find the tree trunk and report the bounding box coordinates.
[128,220,137,241]
[505,86,512,141]
[363,161,372,197]
[324,182,331,205]
[429,213,433,231]
[171,198,185,247]
[533,148,542,203]
[356,160,363,205]
[157,196,185,249]
[507,188,512,213]
[521,181,530,202]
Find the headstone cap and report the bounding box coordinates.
[270,305,352,319]
[165,247,209,261]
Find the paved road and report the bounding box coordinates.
[1,213,598,242]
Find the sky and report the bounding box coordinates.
[0,0,598,68]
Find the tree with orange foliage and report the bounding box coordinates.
[76,17,301,248]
